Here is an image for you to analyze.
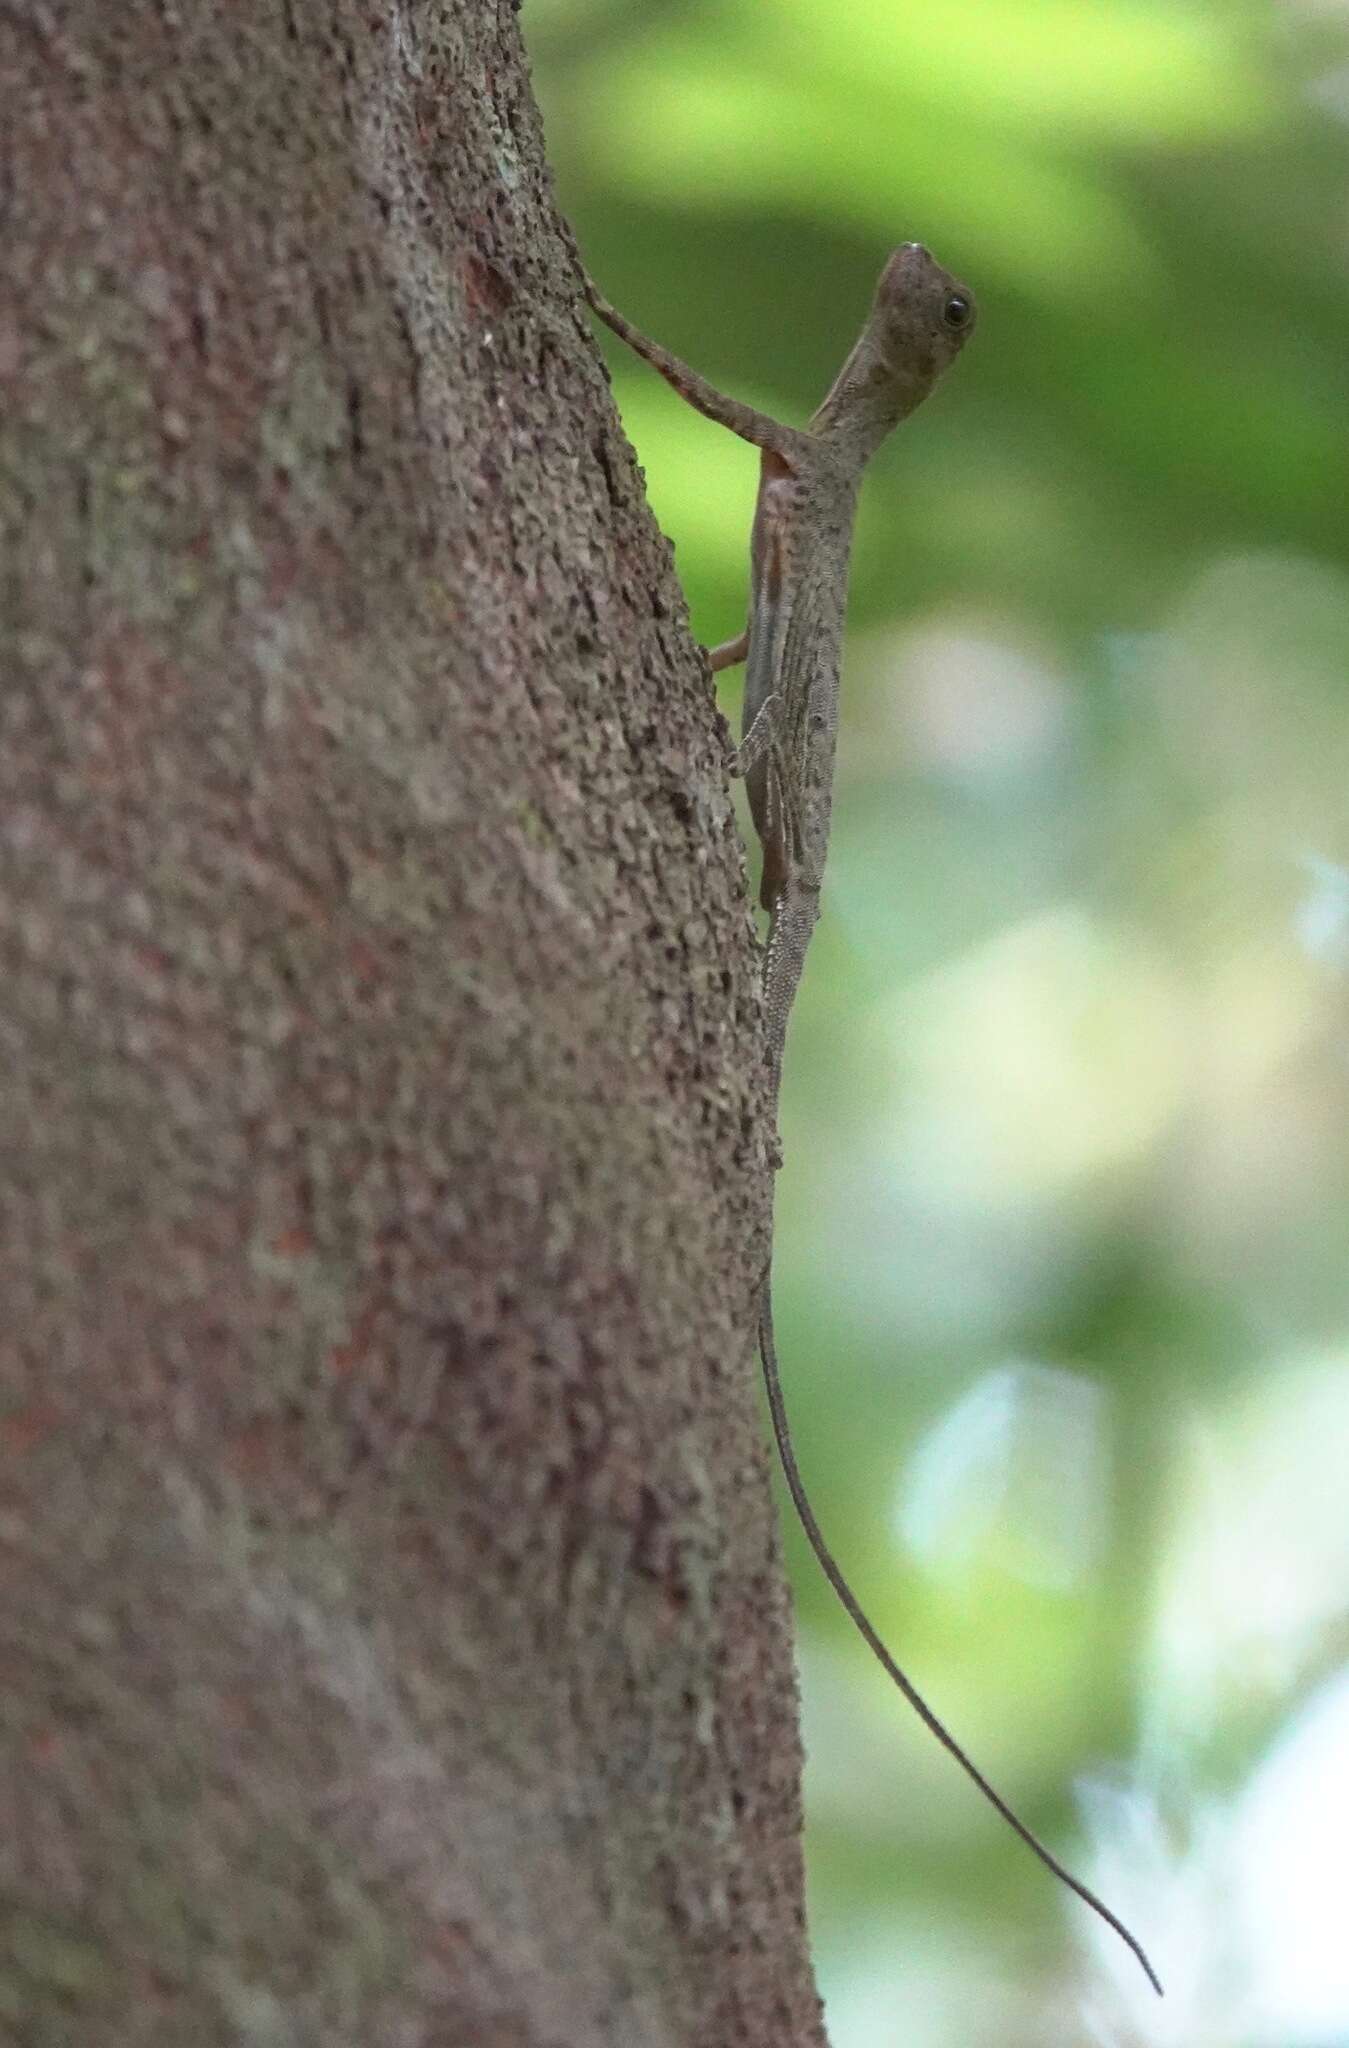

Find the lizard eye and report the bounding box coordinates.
[942,292,972,331]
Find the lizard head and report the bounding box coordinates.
[873,242,977,386]
[809,242,976,450]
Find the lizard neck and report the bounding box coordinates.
[808,330,934,465]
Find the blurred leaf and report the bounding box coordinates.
[764,0,1276,143]
[577,48,1164,297]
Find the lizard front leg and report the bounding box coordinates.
[581,273,817,464]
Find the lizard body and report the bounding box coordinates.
[582,247,1161,1997]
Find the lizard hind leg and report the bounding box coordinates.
[729,689,782,780]
[707,627,750,672]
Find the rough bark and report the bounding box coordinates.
[0,3,827,2043]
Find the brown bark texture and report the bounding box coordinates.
[0,3,829,2044]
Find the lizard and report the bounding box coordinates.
[580,244,1162,1998]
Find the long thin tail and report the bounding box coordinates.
[757,1276,1163,1997]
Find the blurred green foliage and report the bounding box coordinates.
[530,3,1349,2040]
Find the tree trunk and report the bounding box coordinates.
[0,4,826,2043]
